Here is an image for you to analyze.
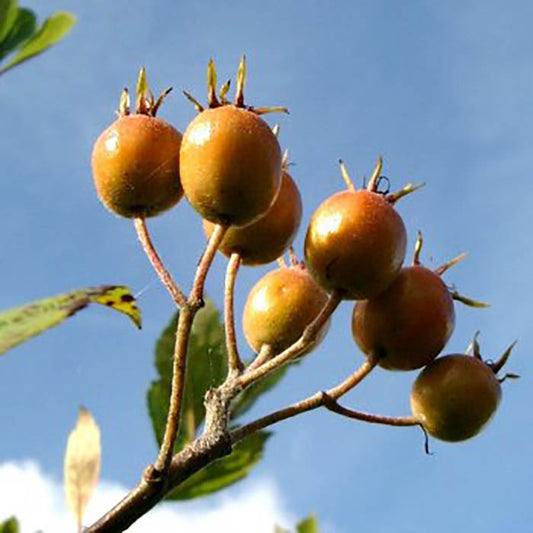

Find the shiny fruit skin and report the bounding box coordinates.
[92,114,183,218]
[304,190,407,299]
[180,105,282,226]
[243,265,329,354]
[352,266,455,370]
[203,170,302,265]
[411,355,501,442]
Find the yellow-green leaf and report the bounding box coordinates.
[274,514,319,533]
[297,514,319,533]
[0,11,75,74]
[0,516,19,533]
[0,7,36,61]
[0,0,18,43]
[0,285,141,355]
[64,407,101,532]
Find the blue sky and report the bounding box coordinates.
[1,1,533,531]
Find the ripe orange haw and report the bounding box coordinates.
[91,70,182,218]
[304,159,416,299]
[351,234,468,371]
[242,263,329,354]
[203,167,302,265]
[180,58,285,226]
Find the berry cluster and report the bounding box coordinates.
[91,58,516,447]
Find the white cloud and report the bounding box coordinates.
[0,460,294,533]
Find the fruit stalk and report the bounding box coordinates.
[224,253,244,373]
[231,357,377,443]
[152,223,228,475]
[322,397,418,427]
[133,217,187,307]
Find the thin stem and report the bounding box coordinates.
[246,344,274,372]
[225,253,244,373]
[232,357,376,443]
[153,306,195,473]
[134,218,187,307]
[322,397,418,427]
[190,224,228,305]
[237,291,342,389]
[152,223,227,474]
[288,245,298,266]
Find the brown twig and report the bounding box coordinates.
[151,223,228,475]
[322,396,418,427]
[225,253,244,374]
[86,395,233,532]
[231,357,377,443]
[133,218,187,307]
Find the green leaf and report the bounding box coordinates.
[147,299,228,452]
[0,11,75,74]
[297,514,319,533]
[0,516,19,533]
[0,0,18,43]
[166,431,270,501]
[0,286,142,355]
[0,7,36,61]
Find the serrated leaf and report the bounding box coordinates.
[0,7,35,61]
[0,0,18,44]
[0,516,19,533]
[0,11,75,74]
[297,514,319,533]
[0,285,142,355]
[166,431,270,501]
[64,407,101,532]
[147,299,228,452]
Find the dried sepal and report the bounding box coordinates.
[386,182,425,204]
[182,90,205,113]
[118,88,130,117]
[413,231,423,266]
[135,67,149,114]
[366,156,383,193]
[218,79,231,104]
[450,290,490,308]
[339,159,356,192]
[435,252,467,276]
[235,54,247,107]
[491,340,518,374]
[207,58,219,108]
